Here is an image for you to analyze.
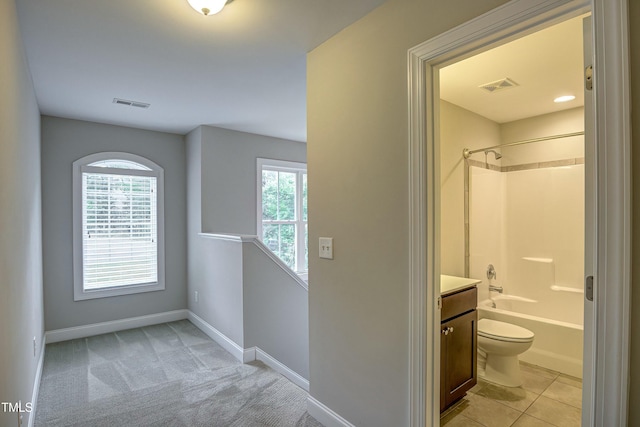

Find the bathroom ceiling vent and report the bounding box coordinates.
[479,78,519,93]
[112,98,150,109]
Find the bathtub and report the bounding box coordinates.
[478,296,583,378]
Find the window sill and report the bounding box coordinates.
[73,281,165,301]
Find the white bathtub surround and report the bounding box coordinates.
[467,158,585,378]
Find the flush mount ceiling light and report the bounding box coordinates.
[554,95,576,103]
[187,0,232,16]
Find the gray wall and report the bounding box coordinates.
[190,236,245,346]
[200,126,306,234]
[0,1,44,426]
[187,125,306,345]
[41,116,187,330]
[243,243,309,379]
[306,0,509,425]
[186,127,244,345]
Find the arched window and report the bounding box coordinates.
[73,152,165,300]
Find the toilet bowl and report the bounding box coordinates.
[477,318,534,387]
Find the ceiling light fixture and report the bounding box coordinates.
[554,95,576,103]
[187,0,231,16]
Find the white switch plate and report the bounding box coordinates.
[319,237,333,259]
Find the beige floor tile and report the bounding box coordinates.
[458,393,523,427]
[525,395,581,427]
[441,404,484,427]
[542,381,582,409]
[468,379,488,394]
[442,413,485,427]
[519,367,556,394]
[475,382,540,412]
[519,363,559,380]
[512,414,556,426]
[555,374,582,389]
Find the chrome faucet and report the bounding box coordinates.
[489,284,504,293]
[487,264,497,280]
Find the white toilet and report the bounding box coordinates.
[477,318,535,387]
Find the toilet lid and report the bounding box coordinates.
[478,318,534,342]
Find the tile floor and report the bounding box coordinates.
[441,362,582,427]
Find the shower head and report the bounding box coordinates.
[484,149,502,160]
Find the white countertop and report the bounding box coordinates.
[441,275,482,295]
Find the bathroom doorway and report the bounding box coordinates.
[407,1,631,426]
[438,16,587,423]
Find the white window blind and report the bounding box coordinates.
[81,167,158,289]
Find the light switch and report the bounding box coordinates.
[319,237,333,259]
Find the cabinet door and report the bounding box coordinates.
[441,310,477,411]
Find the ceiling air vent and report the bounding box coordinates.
[112,98,150,109]
[479,78,519,93]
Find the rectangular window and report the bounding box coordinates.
[257,159,307,273]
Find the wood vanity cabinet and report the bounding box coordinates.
[440,286,478,412]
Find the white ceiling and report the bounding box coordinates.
[16,0,387,141]
[440,15,585,124]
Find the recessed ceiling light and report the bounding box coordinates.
[554,95,576,103]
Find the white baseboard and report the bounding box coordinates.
[243,346,256,363]
[307,396,354,427]
[187,311,245,362]
[253,347,309,391]
[45,309,189,344]
[27,334,46,427]
[186,313,309,391]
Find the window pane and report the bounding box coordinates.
[83,172,157,289]
[304,223,308,271]
[302,173,307,222]
[263,223,296,270]
[88,159,150,170]
[262,170,278,221]
[277,171,296,221]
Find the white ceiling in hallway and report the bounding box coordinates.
[16,0,387,141]
[440,15,586,124]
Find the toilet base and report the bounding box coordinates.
[482,354,523,387]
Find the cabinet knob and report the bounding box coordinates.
[449,327,454,334]
[441,326,454,335]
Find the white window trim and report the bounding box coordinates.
[73,152,165,301]
[256,158,307,274]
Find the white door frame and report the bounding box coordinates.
[407,0,631,426]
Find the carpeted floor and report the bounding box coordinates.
[35,320,323,427]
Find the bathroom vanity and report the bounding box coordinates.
[440,276,480,412]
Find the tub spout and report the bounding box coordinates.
[489,285,504,293]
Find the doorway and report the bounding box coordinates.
[407,1,631,426]
[438,15,586,424]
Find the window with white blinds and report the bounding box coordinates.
[73,153,165,301]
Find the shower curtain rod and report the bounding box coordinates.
[462,131,585,159]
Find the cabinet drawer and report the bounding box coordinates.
[442,287,477,321]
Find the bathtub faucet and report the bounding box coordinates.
[489,285,504,293]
